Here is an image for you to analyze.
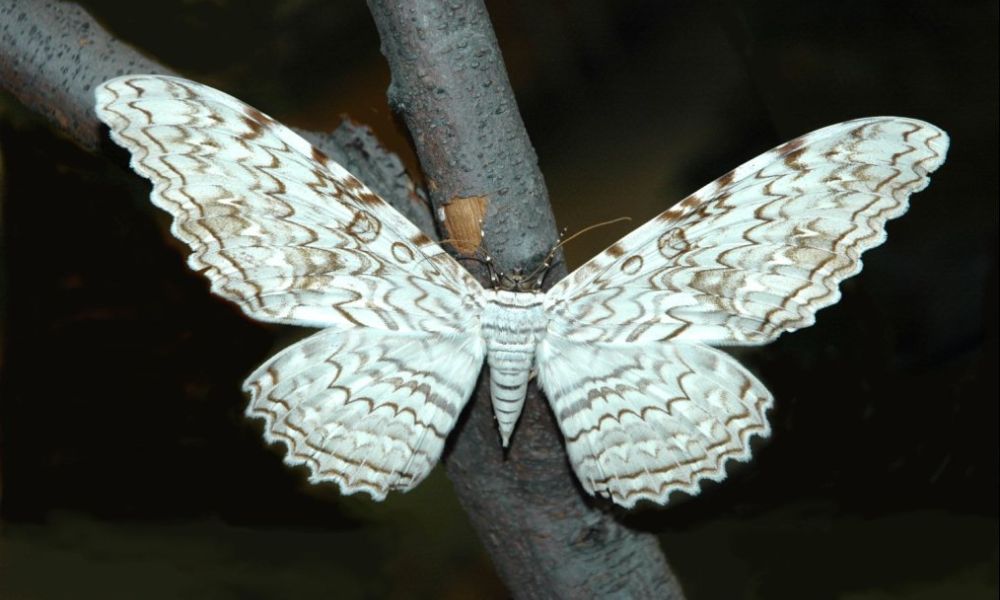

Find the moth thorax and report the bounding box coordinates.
[481,289,546,446]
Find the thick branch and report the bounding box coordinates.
[367,1,682,597]
[367,0,557,274]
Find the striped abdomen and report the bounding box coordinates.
[481,290,546,446]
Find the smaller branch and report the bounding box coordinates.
[0,0,430,228]
[0,0,169,150]
[309,122,436,236]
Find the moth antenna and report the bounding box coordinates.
[467,236,501,287]
[439,236,496,268]
[524,243,560,290]
[485,253,500,287]
[438,236,484,254]
[520,218,631,288]
[553,216,632,253]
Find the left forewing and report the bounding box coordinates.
[96,74,482,330]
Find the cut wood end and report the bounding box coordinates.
[442,195,488,255]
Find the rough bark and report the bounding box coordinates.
[0,0,167,151]
[1,1,684,597]
[367,1,682,598]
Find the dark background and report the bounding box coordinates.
[1,1,996,598]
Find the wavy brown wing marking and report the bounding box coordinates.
[244,326,486,499]
[537,336,772,508]
[545,117,949,345]
[95,74,484,331]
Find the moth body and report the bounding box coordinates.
[481,289,546,446]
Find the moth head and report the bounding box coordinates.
[486,250,559,292]
[497,266,538,292]
[473,218,632,292]
[491,217,632,292]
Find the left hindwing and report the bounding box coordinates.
[545,117,949,345]
[245,326,486,499]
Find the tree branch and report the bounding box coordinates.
[367,1,682,597]
[2,1,684,596]
[0,0,167,151]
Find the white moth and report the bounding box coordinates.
[95,75,948,508]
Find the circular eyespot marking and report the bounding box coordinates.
[346,210,381,243]
[391,241,415,264]
[657,229,689,259]
[621,255,643,275]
